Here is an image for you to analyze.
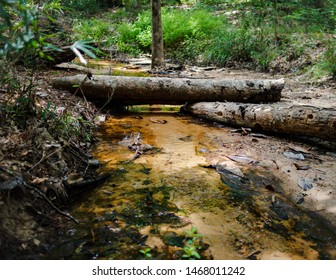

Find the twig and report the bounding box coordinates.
[27,148,61,173]
[73,72,91,97]
[98,86,115,112]
[23,181,79,224]
[0,167,79,224]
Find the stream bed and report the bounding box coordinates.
[48,111,336,260]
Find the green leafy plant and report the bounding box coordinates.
[139,247,152,258]
[182,227,204,260]
[40,102,57,122]
[0,0,99,128]
[184,226,204,240]
[324,40,336,79]
[182,240,201,259]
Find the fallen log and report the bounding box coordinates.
[51,74,284,105]
[183,102,336,141]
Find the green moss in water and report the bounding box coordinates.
[112,69,149,77]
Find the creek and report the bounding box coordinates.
[47,109,336,260]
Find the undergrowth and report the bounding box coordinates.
[71,0,336,78]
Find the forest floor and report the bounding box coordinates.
[0,59,335,259]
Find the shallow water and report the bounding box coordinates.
[49,112,336,260]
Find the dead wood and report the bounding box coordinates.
[64,173,110,190]
[0,176,24,190]
[0,174,79,223]
[51,74,284,105]
[23,182,79,224]
[183,102,336,141]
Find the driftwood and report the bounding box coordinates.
[52,74,284,105]
[183,102,336,141]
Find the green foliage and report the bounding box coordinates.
[324,39,336,79]
[0,0,99,138]
[60,0,101,14]
[112,8,226,56]
[40,102,94,142]
[310,39,336,79]
[244,0,335,32]
[184,226,203,240]
[139,247,152,258]
[182,240,201,259]
[0,1,44,62]
[182,227,203,260]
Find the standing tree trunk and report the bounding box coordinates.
[151,0,165,70]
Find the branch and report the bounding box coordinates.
[0,167,79,224]
[23,181,79,224]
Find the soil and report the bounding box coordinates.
[0,58,335,259]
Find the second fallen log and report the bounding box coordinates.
[51,75,284,105]
[183,102,336,141]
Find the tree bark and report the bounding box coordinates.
[151,0,165,69]
[51,74,284,105]
[183,102,336,141]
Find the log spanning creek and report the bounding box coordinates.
[49,110,336,260]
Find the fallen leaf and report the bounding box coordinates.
[283,151,305,160]
[31,177,49,184]
[33,239,41,246]
[230,128,251,134]
[216,161,248,190]
[288,145,311,154]
[293,163,310,170]
[179,135,192,142]
[227,154,255,164]
[20,150,33,156]
[249,133,267,138]
[149,118,167,124]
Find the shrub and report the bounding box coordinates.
[70,1,335,73]
[323,40,336,79]
[73,18,116,47]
